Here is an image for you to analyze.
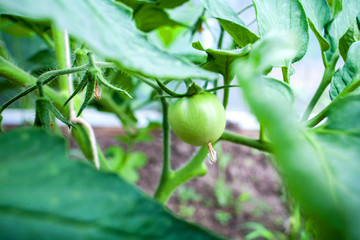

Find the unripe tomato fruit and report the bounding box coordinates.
[168,92,226,146]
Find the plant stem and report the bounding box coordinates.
[220,130,272,152]
[206,84,241,92]
[259,125,266,142]
[154,146,208,204]
[160,97,171,174]
[237,3,253,15]
[0,56,66,113]
[217,26,224,49]
[87,52,97,68]
[156,79,185,97]
[306,78,360,127]
[301,52,339,121]
[282,66,289,84]
[153,129,274,203]
[52,25,69,92]
[153,97,173,201]
[222,59,231,108]
[136,75,161,92]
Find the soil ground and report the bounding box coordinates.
[90,122,289,240]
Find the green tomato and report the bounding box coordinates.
[168,92,226,146]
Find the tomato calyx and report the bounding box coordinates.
[184,82,204,96]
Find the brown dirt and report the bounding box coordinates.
[90,122,289,240]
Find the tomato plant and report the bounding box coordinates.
[0,0,360,239]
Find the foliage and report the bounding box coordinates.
[0,128,221,240]
[0,0,360,239]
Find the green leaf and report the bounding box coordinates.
[339,16,360,61]
[326,0,343,19]
[27,49,56,76]
[253,0,309,63]
[0,128,223,240]
[134,5,182,32]
[0,18,35,37]
[192,41,250,76]
[2,29,49,70]
[157,0,189,9]
[299,0,331,51]
[236,46,360,239]
[323,95,360,132]
[200,0,259,47]
[329,41,360,100]
[0,0,216,80]
[119,0,157,9]
[328,0,360,43]
[259,77,294,103]
[244,32,299,72]
[310,96,360,239]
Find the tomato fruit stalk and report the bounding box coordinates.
[168,92,226,163]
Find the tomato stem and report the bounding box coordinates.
[52,25,69,93]
[281,66,289,84]
[301,51,339,121]
[220,130,272,152]
[222,58,231,108]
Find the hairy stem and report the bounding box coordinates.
[52,25,69,92]
[0,56,66,114]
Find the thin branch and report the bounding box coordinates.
[220,130,272,152]
[237,3,253,15]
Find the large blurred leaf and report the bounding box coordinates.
[253,0,309,63]
[328,0,360,43]
[0,128,223,240]
[339,16,360,61]
[235,35,360,239]
[200,0,259,47]
[329,41,360,100]
[245,32,299,71]
[0,0,216,80]
[300,0,331,51]
[259,77,294,103]
[310,95,360,239]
